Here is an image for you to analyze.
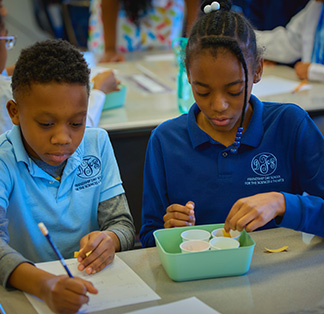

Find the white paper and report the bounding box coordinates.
[252,76,311,97]
[130,73,170,93]
[143,53,175,62]
[125,297,221,314]
[24,256,160,314]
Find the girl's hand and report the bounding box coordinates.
[224,192,285,233]
[77,231,117,274]
[92,70,120,94]
[163,201,196,228]
[41,275,98,314]
[99,50,125,63]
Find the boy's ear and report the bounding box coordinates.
[6,100,20,125]
[253,58,264,84]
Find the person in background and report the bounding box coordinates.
[0,39,135,313]
[232,0,308,31]
[88,0,201,62]
[255,0,324,82]
[139,0,324,248]
[0,1,120,134]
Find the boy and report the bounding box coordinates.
[0,39,135,313]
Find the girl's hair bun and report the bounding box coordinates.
[200,0,232,13]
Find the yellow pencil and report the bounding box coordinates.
[292,79,308,94]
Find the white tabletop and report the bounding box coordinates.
[97,52,324,132]
[2,228,324,314]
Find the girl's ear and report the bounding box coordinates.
[253,58,264,84]
[6,100,20,125]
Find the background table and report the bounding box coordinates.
[2,228,324,314]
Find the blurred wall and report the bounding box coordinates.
[4,0,51,65]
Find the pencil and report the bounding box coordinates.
[292,79,308,94]
[0,304,7,314]
[38,222,74,278]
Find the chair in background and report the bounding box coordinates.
[32,0,90,49]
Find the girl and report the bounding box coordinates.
[88,0,200,62]
[139,0,324,247]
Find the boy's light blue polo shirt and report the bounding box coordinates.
[0,126,124,262]
[140,95,324,247]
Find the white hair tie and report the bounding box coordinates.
[203,1,220,14]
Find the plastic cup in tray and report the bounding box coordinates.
[153,223,255,282]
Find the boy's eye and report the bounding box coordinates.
[70,122,84,128]
[38,122,53,127]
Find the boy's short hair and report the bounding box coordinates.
[11,39,90,100]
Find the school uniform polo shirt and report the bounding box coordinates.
[0,126,124,264]
[139,95,324,247]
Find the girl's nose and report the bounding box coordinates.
[211,94,229,112]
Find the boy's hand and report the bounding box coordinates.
[42,275,98,314]
[92,70,120,94]
[77,231,117,274]
[294,61,310,80]
[163,201,196,228]
[224,192,285,233]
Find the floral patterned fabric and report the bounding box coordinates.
[88,0,185,56]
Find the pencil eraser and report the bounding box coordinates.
[38,222,48,236]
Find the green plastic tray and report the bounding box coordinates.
[153,223,255,282]
[102,84,127,111]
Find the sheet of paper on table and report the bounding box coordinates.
[24,256,160,314]
[143,53,175,62]
[125,297,221,314]
[252,75,311,97]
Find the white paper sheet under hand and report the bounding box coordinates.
[125,297,221,314]
[252,75,311,97]
[24,256,160,314]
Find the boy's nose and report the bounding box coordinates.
[50,128,72,145]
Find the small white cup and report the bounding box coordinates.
[181,229,211,242]
[209,237,240,250]
[180,240,211,253]
[211,228,241,240]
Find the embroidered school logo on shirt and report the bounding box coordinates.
[251,152,277,176]
[75,155,101,191]
[244,152,284,186]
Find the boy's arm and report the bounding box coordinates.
[97,193,135,251]
[8,263,97,314]
[76,194,135,275]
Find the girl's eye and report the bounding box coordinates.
[229,89,243,97]
[196,91,210,97]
